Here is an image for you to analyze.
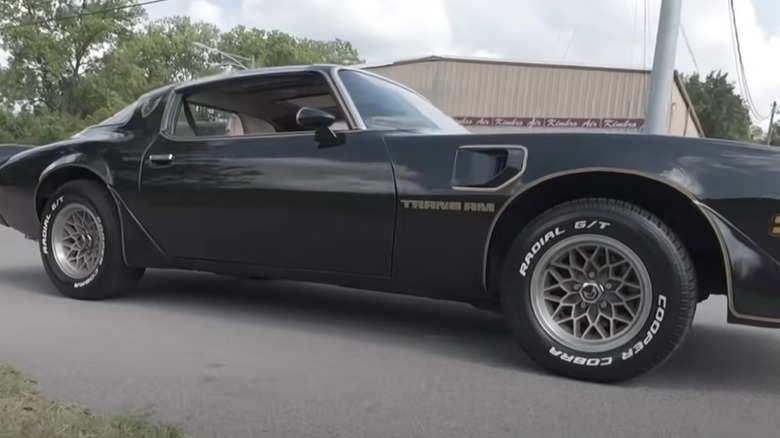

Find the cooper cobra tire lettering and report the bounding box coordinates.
[74,268,99,288]
[73,216,105,288]
[621,294,667,360]
[39,180,145,301]
[549,347,612,367]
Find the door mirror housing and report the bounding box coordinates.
[296,107,336,130]
[296,107,343,146]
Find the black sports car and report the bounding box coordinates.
[1,64,779,383]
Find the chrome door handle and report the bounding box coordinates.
[148,154,174,165]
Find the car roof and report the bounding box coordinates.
[169,64,348,92]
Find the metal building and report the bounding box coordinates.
[361,55,703,137]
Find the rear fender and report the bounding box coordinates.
[0,145,33,167]
[37,153,113,189]
[33,155,169,269]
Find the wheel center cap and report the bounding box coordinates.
[580,281,604,304]
[74,234,93,250]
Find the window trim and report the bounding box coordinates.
[333,68,467,133]
[330,67,368,130]
[159,68,363,142]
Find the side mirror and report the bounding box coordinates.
[296,107,344,147]
[296,107,336,130]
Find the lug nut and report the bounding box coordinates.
[580,303,587,309]
[588,272,595,279]
[600,302,607,308]
[573,283,581,290]
[606,283,612,290]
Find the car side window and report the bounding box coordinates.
[173,103,242,136]
[168,71,350,138]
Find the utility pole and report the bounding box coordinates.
[767,101,778,146]
[643,0,684,135]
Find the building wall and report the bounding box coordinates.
[363,58,701,137]
[669,79,700,137]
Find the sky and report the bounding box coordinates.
[0,0,777,128]
[144,0,778,128]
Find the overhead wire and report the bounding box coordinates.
[680,24,699,72]
[560,22,581,62]
[643,0,649,68]
[0,0,171,32]
[727,0,768,120]
[632,0,640,66]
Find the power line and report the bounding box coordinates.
[729,0,764,120]
[680,24,699,72]
[728,0,768,120]
[0,0,171,32]
[643,0,649,68]
[560,22,581,62]
[632,0,639,66]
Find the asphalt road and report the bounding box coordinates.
[2,226,780,438]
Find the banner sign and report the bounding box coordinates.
[452,117,645,130]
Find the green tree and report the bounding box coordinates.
[217,26,363,68]
[0,6,365,145]
[0,0,146,116]
[683,71,752,141]
[108,16,222,86]
[88,15,223,116]
[750,125,765,143]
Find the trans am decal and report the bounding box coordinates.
[771,215,780,236]
[400,199,496,213]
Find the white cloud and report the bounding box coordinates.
[188,0,224,28]
[470,49,506,59]
[147,0,778,128]
[676,0,779,128]
[239,0,454,61]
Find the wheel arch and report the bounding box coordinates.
[483,169,729,303]
[35,163,112,219]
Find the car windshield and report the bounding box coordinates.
[338,70,467,133]
[96,103,137,126]
[69,103,137,138]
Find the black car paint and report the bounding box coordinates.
[135,129,397,276]
[1,65,780,329]
[0,145,33,164]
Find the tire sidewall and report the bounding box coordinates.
[40,189,109,293]
[500,207,686,376]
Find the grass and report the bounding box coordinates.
[0,363,187,438]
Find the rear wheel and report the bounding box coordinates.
[499,198,697,382]
[39,180,144,300]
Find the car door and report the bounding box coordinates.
[133,70,397,277]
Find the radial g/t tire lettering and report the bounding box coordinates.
[39,179,144,300]
[499,198,697,383]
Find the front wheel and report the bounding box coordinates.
[39,180,144,300]
[499,198,697,383]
